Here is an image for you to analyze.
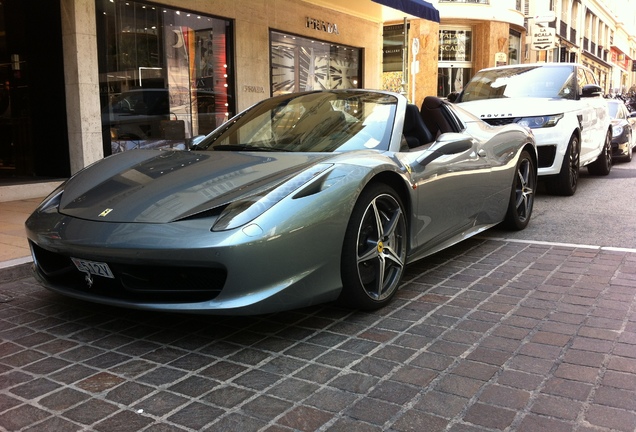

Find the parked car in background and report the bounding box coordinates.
[26,90,536,315]
[607,98,636,162]
[450,63,612,196]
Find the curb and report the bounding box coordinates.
[0,258,33,282]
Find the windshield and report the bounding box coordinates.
[197,91,397,152]
[607,102,620,118]
[458,65,576,102]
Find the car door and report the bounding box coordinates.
[404,132,494,254]
[577,67,609,162]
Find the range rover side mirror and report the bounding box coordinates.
[581,84,603,98]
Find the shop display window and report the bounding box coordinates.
[96,0,234,154]
[270,31,362,96]
[381,24,408,93]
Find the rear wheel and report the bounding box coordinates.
[503,150,536,230]
[340,184,407,310]
[587,130,612,175]
[546,134,579,196]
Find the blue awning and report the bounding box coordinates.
[373,0,440,23]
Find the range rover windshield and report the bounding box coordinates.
[457,65,577,102]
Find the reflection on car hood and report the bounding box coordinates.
[59,150,332,223]
[458,97,580,119]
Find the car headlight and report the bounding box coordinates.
[516,114,563,129]
[612,124,623,137]
[212,164,332,231]
[36,185,65,214]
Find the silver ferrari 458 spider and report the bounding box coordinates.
[26,90,537,315]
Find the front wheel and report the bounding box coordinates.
[340,184,407,310]
[503,150,536,230]
[587,130,612,175]
[546,134,579,196]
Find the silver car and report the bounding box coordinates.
[26,90,536,315]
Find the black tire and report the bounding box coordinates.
[624,132,633,162]
[339,183,407,310]
[503,150,536,231]
[587,129,612,175]
[546,134,579,196]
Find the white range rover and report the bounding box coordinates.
[451,63,612,196]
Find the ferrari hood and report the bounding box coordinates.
[59,150,332,223]
[458,97,580,120]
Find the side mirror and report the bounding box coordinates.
[417,134,473,167]
[581,84,603,98]
[447,92,459,103]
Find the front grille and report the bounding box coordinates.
[537,145,557,168]
[481,117,519,126]
[31,242,226,303]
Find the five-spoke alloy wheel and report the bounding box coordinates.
[340,184,407,310]
[504,150,536,230]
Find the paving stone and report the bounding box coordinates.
[530,394,583,420]
[39,388,89,411]
[241,395,292,421]
[516,413,574,432]
[391,409,449,432]
[201,385,254,408]
[463,402,517,429]
[0,404,50,430]
[585,404,636,432]
[62,398,119,425]
[478,384,531,409]
[133,391,189,416]
[414,391,468,419]
[166,401,225,430]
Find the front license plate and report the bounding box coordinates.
[71,258,115,279]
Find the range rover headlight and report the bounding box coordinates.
[212,164,332,231]
[517,114,563,129]
[612,124,623,137]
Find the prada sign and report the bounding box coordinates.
[306,17,339,35]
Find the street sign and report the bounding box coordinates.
[532,11,556,24]
[531,26,556,50]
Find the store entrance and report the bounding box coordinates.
[0,59,30,177]
[0,0,69,184]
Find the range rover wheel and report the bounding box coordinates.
[546,134,579,196]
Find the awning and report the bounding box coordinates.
[372,0,440,23]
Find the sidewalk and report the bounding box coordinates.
[0,197,42,279]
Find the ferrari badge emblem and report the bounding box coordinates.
[98,208,113,217]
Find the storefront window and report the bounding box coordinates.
[96,1,234,155]
[270,31,361,96]
[509,30,521,65]
[381,24,408,93]
[437,28,472,97]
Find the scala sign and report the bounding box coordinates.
[531,26,556,50]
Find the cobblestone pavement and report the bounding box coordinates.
[1,238,636,431]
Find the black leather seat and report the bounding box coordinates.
[403,104,434,149]
[421,96,459,137]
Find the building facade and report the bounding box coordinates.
[0,0,635,201]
